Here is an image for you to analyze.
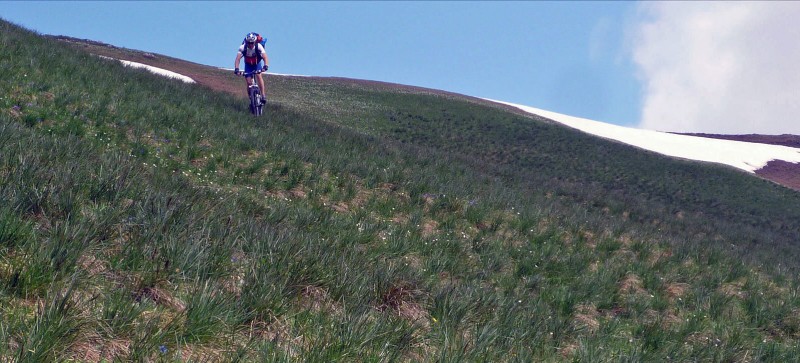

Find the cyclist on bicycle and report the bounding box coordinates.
[234,32,269,104]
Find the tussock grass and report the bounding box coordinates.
[3,18,800,361]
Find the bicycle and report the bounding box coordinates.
[236,70,265,116]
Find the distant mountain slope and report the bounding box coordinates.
[493,101,800,192]
[678,133,800,149]
[677,133,800,190]
[495,101,800,171]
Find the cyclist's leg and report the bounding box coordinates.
[256,74,266,97]
[256,61,266,99]
[244,62,257,95]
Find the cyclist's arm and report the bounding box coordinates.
[234,52,243,69]
[235,44,246,69]
[258,44,269,67]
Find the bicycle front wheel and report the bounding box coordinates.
[249,89,258,115]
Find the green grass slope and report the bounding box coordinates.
[2,20,800,361]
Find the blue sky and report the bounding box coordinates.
[3,2,800,134]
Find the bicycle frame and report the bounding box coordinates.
[238,70,264,116]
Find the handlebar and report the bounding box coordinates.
[236,70,264,77]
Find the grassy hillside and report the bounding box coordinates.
[54,33,800,269]
[3,19,800,361]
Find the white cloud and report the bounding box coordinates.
[632,2,800,135]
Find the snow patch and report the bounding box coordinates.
[488,99,800,173]
[100,56,195,83]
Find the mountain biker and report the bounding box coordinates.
[234,32,269,104]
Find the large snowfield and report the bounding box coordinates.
[489,100,800,174]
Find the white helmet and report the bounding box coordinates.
[245,33,258,44]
